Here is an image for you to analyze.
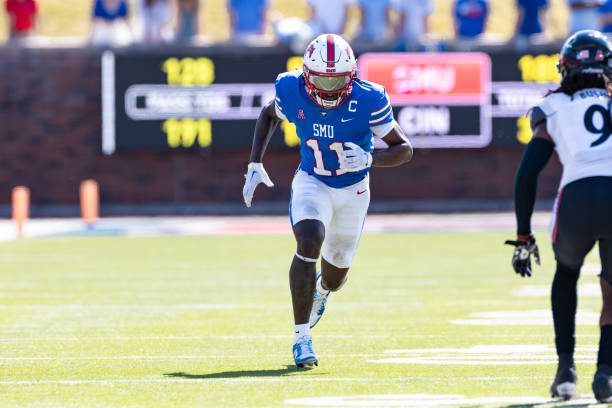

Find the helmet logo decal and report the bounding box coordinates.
[326,34,335,68]
[596,49,604,61]
[576,49,590,60]
[307,44,315,59]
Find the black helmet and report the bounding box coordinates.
[558,30,612,79]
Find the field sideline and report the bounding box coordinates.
[0,214,608,407]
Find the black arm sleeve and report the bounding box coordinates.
[529,106,547,130]
[515,137,555,235]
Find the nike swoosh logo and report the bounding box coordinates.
[357,190,367,195]
[341,118,354,123]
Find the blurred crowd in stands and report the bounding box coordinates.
[3,0,612,51]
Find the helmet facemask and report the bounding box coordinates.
[303,67,355,109]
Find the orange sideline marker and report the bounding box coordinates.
[11,186,30,238]
[80,179,99,226]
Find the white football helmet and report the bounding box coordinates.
[302,34,357,109]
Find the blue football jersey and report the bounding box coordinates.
[274,70,394,188]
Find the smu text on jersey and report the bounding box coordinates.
[313,124,335,138]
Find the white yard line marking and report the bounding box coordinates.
[7,345,601,366]
[0,354,387,361]
[0,301,424,309]
[0,377,556,386]
[0,335,389,341]
[372,358,597,365]
[285,394,565,407]
[1,333,593,342]
[384,345,599,354]
[452,309,599,326]
[513,283,600,297]
[0,303,251,310]
[371,344,598,366]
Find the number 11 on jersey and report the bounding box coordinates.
[306,139,348,176]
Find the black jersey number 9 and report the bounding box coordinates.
[583,105,612,147]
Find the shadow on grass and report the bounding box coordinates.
[164,365,324,379]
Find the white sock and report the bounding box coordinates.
[316,272,330,295]
[294,323,311,342]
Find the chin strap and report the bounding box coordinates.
[314,93,344,109]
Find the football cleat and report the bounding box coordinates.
[293,335,318,368]
[592,364,612,403]
[550,354,578,400]
[309,271,330,328]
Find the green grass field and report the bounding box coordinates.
[0,229,607,407]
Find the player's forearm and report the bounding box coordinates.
[371,142,413,167]
[249,103,281,163]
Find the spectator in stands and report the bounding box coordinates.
[355,0,394,46]
[228,0,268,41]
[599,0,612,32]
[392,0,433,51]
[307,0,354,36]
[136,0,173,44]
[514,0,548,51]
[566,0,604,33]
[176,0,199,44]
[5,0,37,41]
[273,17,315,53]
[453,0,489,39]
[90,0,132,46]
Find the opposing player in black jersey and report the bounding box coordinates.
[506,30,612,402]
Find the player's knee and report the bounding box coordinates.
[295,231,324,259]
[294,220,325,258]
[555,261,581,282]
[297,237,323,259]
[601,277,612,326]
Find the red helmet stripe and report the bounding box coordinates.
[326,34,335,68]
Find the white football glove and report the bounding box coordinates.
[338,142,373,172]
[242,162,274,207]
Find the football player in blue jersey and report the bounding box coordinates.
[242,34,413,368]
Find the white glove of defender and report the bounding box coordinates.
[338,142,373,172]
[242,162,274,207]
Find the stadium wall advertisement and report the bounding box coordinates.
[0,47,562,214]
[102,49,559,153]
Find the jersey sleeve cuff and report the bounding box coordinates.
[370,120,395,138]
[275,100,287,121]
